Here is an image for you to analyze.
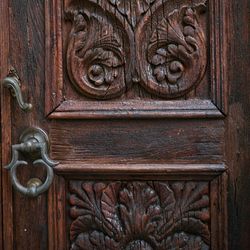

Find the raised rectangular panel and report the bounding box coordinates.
[45,0,228,119]
[48,164,227,249]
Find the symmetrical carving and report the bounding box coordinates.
[66,0,207,100]
[109,0,156,28]
[69,181,210,249]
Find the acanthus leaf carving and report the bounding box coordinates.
[138,3,207,98]
[69,181,210,249]
[65,1,207,100]
[66,7,128,99]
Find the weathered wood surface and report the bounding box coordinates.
[0,0,249,249]
[226,0,250,248]
[0,0,13,249]
[50,119,224,164]
[6,1,48,249]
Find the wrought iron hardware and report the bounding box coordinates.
[1,68,32,111]
[5,127,59,197]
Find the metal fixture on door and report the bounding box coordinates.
[1,69,58,197]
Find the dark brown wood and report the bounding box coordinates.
[47,167,227,250]
[226,0,250,248]
[48,176,66,250]
[69,180,211,249]
[0,0,13,249]
[45,0,227,119]
[7,1,48,249]
[50,120,224,164]
[54,163,225,178]
[210,173,228,250]
[49,99,223,119]
[1,0,249,249]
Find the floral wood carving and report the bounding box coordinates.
[140,5,207,98]
[69,181,210,249]
[66,1,207,100]
[66,7,129,99]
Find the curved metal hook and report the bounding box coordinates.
[2,70,32,111]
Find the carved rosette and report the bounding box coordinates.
[66,1,207,100]
[69,181,210,249]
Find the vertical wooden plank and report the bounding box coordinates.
[45,0,64,115]
[210,173,228,250]
[8,0,48,249]
[226,0,250,249]
[48,176,66,250]
[0,0,14,249]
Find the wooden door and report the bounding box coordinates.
[0,0,249,249]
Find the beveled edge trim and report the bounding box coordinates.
[54,163,226,179]
[48,99,224,119]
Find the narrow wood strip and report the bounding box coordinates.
[209,0,228,114]
[48,176,66,250]
[45,0,63,115]
[210,173,228,249]
[55,163,226,175]
[0,0,13,249]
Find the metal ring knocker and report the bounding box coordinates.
[5,127,59,197]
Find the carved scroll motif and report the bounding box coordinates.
[69,181,210,249]
[66,8,128,99]
[139,4,207,98]
[66,1,207,100]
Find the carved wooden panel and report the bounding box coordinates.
[48,164,226,249]
[69,180,210,249]
[45,0,228,118]
[66,2,206,100]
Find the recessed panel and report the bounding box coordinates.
[49,165,227,249]
[69,180,210,249]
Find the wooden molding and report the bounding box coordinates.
[54,163,226,179]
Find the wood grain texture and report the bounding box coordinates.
[0,0,13,249]
[48,176,66,250]
[50,120,224,164]
[209,0,229,114]
[55,163,225,179]
[226,0,250,248]
[45,0,63,114]
[210,173,228,250]
[49,99,224,119]
[9,0,48,249]
[1,0,249,249]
